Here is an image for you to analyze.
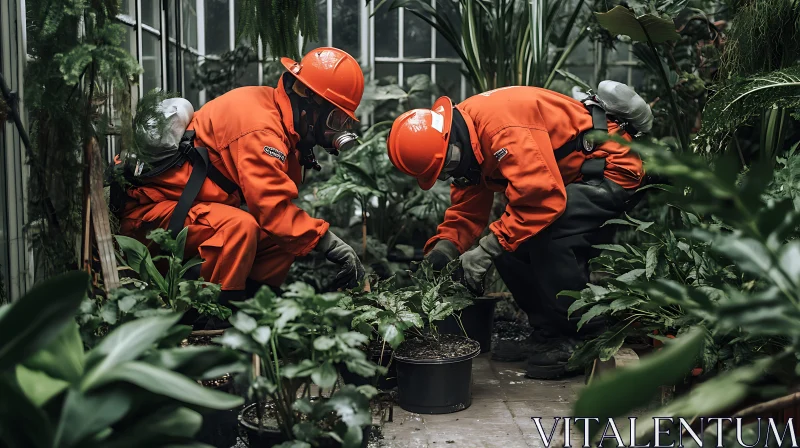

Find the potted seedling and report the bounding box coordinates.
[349,261,481,414]
[218,282,382,447]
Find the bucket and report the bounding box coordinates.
[395,336,480,414]
[435,297,499,353]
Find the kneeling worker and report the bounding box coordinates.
[386,82,652,379]
[116,47,367,310]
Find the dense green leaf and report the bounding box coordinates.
[573,327,706,440]
[92,361,244,410]
[15,364,69,407]
[314,336,337,351]
[114,235,166,291]
[83,314,182,391]
[230,312,258,334]
[22,321,84,384]
[141,346,244,380]
[0,372,54,447]
[0,271,88,371]
[646,246,659,280]
[595,5,680,43]
[312,362,338,389]
[616,269,646,284]
[593,244,630,254]
[577,304,611,330]
[54,387,133,448]
[101,407,203,448]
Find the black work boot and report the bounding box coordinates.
[491,331,551,362]
[524,337,583,380]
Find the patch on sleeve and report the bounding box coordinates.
[493,147,508,162]
[263,146,286,163]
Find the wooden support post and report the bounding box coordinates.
[88,137,120,292]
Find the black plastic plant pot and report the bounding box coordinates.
[339,346,397,390]
[395,337,481,414]
[435,297,500,353]
[238,403,372,448]
[195,376,240,447]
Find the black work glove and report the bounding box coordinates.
[459,233,504,295]
[425,239,461,271]
[315,230,366,290]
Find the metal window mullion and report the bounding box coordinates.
[228,0,235,50]
[160,4,167,90]
[137,0,143,97]
[198,0,206,104]
[359,0,369,123]
[258,38,263,86]
[141,23,161,36]
[368,0,375,125]
[326,0,333,46]
[398,7,404,86]
[430,0,436,98]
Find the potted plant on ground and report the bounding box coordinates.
[347,261,481,414]
[217,282,382,447]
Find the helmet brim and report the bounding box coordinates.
[281,55,361,123]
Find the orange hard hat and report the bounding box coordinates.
[281,47,364,121]
[387,96,453,190]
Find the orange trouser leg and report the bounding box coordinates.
[120,201,294,290]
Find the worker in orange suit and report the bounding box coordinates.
[386,83,652,379]
[118,47,366,320]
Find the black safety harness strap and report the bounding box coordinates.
[166,131,240,237]
[553,102,610,181]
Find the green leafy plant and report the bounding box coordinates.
[217,282,381,447]
[566,135,800,444]
[113,227,230,320]
[0,271,245,448]
[236,0,318,60]
[345,260,475,350]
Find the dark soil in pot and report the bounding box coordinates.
[239,402,371,448]
[394,334,480,414]
[435,297,499,353]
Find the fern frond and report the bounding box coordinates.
[697,65,800,153]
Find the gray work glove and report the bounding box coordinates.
[459,233,504,294]
[425,239,461,271]
[315,230,366,290]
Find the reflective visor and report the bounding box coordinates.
[326,109,355,131]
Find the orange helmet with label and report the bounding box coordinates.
[281,47,364,121]
[387,96,453,190]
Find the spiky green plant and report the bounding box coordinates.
[236,0,319,60]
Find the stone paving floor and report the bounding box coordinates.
[377,354,586,448]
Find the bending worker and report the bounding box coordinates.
[117,47,366,308]
[386,82,652,379]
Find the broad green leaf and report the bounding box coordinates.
[53,387,133,448]
[174,227,189,261]
[141,346,244,380]
[114,235,166,291]
[22,321,84,383]
[577,304,610,330]
[338,331,369,347]
[645,246,659,279]
[566,298,590,318]
[230,311,257,334]
[83,314,182,391]
[101,407,203,448]
[252,326,272,345]
[592,244,629,254]
[15,364,69,407]
[396,310,424,328]
[314,336,337,351]
[609,296,642,311]
[379,322,404,349]
[0,271,88,371]
[573,327,705,440]
[779,241,800,286]
[595,6,680,44]
[282,360,317,379]
[598,330,628,362]
[616,268,646,284]
[92,361,244,410]
[0,372,54,447]
[312,362,338,388]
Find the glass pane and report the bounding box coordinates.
[205,0,230,55]
[374,8,397,57]
[302,0,328,52]
[142,32,162,93]
[434,1,460,58]
[167,0,177,39]
[332,0,360,60]
[240,62,260,87]
[120,0,136,17]
[182,0,198,49]
[167,43,179,91]
[403,9,429,58]
[374,62,398,84]
[607,66,629,84]
[183,52,201,106]
[142,0,161,29]
[436,63,461,101]
[121,25,137,57]
[403,63,430,85]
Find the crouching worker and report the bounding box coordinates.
[112,47,367,317]
[386,82,653,379]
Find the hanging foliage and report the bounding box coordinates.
[25,0,141,278]
[236,0,319,60]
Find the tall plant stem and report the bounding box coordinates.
[644,34,689,153]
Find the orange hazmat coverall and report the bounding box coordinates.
[120,77,328,290]
[424,86,644,255]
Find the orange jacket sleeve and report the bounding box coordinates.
[424,183,494,254]
[488,127,567,252]
[231,130,329,257]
